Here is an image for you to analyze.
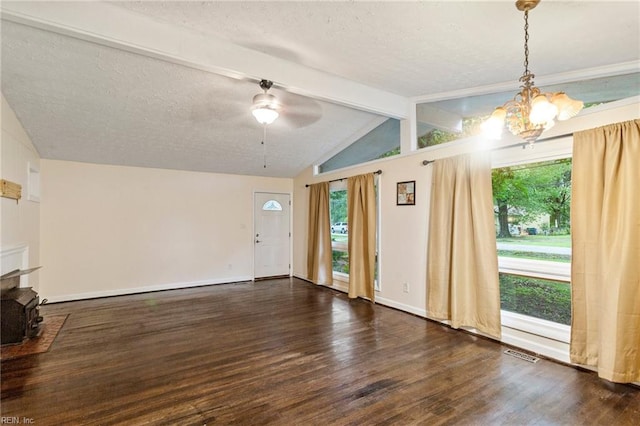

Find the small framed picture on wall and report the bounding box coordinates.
[397,181,415,206]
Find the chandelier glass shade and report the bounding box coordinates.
[483,0,583,145]
[251,80,279,125]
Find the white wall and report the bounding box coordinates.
[40,159,292,301]
[293,138,454,315]
[1,94,41,288]
[293,99,640,360]
[293,117,519,314]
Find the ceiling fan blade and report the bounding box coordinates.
[276,91,323,129]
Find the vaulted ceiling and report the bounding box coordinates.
[2,1,639,178]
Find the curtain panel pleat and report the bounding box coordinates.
[426,153,502,339]
[347,173,376,301]
[307,182,333,285]
[570,119,640,383]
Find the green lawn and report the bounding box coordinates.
[497,250,571,263]
[497,235,571,248]
[332,250,349,274]
[500,274,571,325]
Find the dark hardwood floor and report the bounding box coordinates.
[1,278,639,425]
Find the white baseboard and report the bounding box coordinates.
[375,296,427,318]
[42,275,253,303]
[293,274,427,318]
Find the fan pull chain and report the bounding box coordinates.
[262,124,267,168]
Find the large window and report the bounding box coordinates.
[492,158,572,326]
[417,72,639,150]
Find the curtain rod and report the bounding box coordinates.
[305,169,382,187]
[421,132,574,166]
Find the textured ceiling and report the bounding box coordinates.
[1,20,380,177]
[1,1,639,178]
[113,1,640,96]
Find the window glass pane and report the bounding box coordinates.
[330,189,348,274]
[417,114,484,148]
[493,157,572,328]
[493,158,572,263]
[262,200,283,211]
[332,250,349,274]
[500,274,571,325]
[417,72,639,149]
[319,119,400,173]
[328,184,379,282]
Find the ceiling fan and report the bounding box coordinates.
[248,79,322,129]
[190,75,323,130]
[251,79,277,168]
[249,78,325,168]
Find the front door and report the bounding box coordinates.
[254,192,291,279]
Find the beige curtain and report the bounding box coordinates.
[307,182,333,285]
[570,119,640,383]
[426,152,501,339]
[347,173,376,301]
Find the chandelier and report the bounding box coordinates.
[251,79,279,125]
[483,0,583,146]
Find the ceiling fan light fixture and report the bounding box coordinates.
[483,0,583,146]
[251,93,279,124]
[252,108,279,125]
[251,80,280,125]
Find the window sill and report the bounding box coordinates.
[501,310,570,344]
[333,271,349,281]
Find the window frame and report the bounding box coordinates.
[492,138,573,343]
[328,177,381,292]
[329,182,349,277]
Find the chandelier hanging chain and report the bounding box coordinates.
[262,123,267,169]
[519,9,535,92]
[523,10,530,76]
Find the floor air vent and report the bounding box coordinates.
[504,349,540,363]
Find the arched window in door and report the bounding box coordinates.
[262,200,283,211]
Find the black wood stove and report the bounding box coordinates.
[1,268,43,345]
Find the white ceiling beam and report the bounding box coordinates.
[1,1,409,119]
